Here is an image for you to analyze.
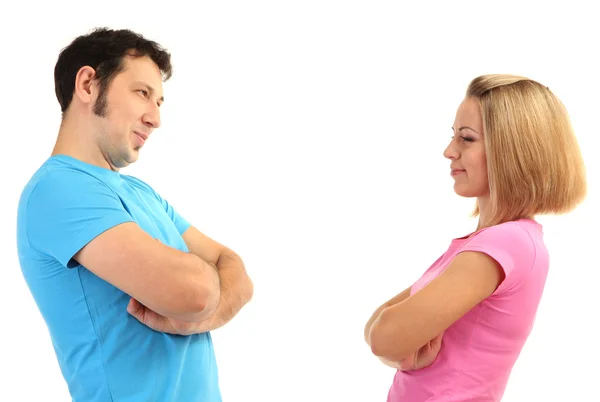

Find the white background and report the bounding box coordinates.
[2,1,599,401]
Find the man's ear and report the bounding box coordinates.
[73,66,98,106]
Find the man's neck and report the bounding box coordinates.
[52,116,114,171]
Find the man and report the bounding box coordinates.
[16,27,253,402]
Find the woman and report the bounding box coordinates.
[364,74,587,401]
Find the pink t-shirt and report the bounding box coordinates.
[387,219,548,401]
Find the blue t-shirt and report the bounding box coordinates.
[16,155,221,402]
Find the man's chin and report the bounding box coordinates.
[120,151,140,168]
[130,147,142,159]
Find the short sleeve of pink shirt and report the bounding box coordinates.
[459,220,538,294]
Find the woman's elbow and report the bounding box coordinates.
[369,316,410,361]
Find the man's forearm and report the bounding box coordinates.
[195,251,253,332]
[195,257,221,319]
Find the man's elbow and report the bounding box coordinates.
[196,282,221,317]
[242,275,254,304]
[175,279,221,322]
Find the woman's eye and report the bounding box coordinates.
[450,135,474,142]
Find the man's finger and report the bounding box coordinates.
[127,298,140,314]
[127,298,147,324]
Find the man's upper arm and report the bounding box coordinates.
[181,225,229,265]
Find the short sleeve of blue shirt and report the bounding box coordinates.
[25,169,135,268]
[160,195,191,235]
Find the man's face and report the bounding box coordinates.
[91,55,164,169]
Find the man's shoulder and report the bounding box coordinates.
[20,158,107,201]
[19,158,64,205]
[17,157,129,227]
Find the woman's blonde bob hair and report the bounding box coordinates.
[466,74,587,228]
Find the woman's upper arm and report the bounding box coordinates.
[368,250,504,361]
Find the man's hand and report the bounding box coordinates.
[395,332,444,371]
[127,298,211,336]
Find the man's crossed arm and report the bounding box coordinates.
[74,222,253,336]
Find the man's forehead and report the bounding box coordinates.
[119,59,164,91]
[121,56,162,79]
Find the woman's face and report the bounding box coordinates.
[444,97,489,198]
